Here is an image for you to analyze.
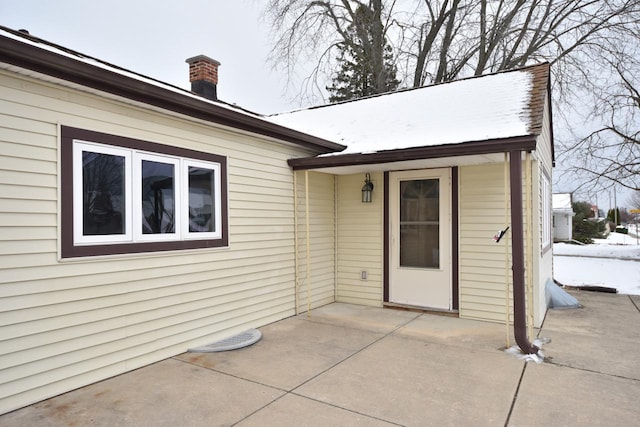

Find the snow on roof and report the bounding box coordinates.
[553,193,573,211]
[269,68,537,155]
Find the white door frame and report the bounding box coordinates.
[388,168,452,310]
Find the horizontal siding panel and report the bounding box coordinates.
[460,272,508,285]
[0,184,57,201]
[460,287,511,299]
[0,226,57,241]
[459,251,511,262]
[458,301,506,315]
[458,264,511,277]
[0,240,57,256]
[0,112,57,136]
[230,166,292,183]
[0,252,58,271]
[0,170,57,188]
[231,182,293,196]
[0,155,56,175]
[0,141,56,162]
[459,310,508,323]
[459,293,507,307]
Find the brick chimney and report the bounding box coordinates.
[185,55,221,101]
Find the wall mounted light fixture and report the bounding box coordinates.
[362,173,374,203]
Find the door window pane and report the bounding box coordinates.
[400,179,439,268]
[141,160,175,234]
[188,166,215,233]
[82,151,126,235]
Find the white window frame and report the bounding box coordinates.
[73,141,132,245]
[73,139,222,246]
[182,159,222,240]
[133,152,182,242]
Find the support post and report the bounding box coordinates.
[305,171,311,317]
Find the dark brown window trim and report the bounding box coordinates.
[61,126,228,258]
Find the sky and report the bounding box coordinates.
[1,0,636,208]
[1,0,300,114]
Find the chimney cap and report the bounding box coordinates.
[185,55,221,66]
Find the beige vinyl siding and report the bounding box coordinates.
[460,155,548,327]
[335,173,384,306]
[0,70,318,414]
[459,163,514,323]
[293,171,336,313]
[532,98,555,326]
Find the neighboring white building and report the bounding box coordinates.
[552,193,574,241]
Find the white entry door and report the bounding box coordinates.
[389,169,452,310]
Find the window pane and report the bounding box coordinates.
[399,179,440,268]
[82,151,126,235]
[188,166,215,233]
[141,160,175,234]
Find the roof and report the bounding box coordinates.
[0,25,345,154]
[274,63,551,171]
[553,193,574,212]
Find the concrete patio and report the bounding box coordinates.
[1,290,639,426]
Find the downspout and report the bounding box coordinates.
[509,150,539,355]
[334,175,338,302]
[293,171,299,316]
[503,153,510,349]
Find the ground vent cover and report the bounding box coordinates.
[187,329,262,353]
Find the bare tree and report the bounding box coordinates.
[264,1,640,94]
[559,61,639,192]
[263,0,399,104]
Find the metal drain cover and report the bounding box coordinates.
[188,329,262,353]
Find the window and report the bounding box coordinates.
[62,126,227,258]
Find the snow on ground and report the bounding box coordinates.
[553,231,640,296]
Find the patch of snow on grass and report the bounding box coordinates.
[553,232,640,295]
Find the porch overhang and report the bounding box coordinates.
[288,135,538,174]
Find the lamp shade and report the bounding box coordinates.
[362,173,374,203]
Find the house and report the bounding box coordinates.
[0,26,554,414]
[552,193,574,241]
[270,60,554,357]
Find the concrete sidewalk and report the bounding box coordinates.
[1,291,639,426]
